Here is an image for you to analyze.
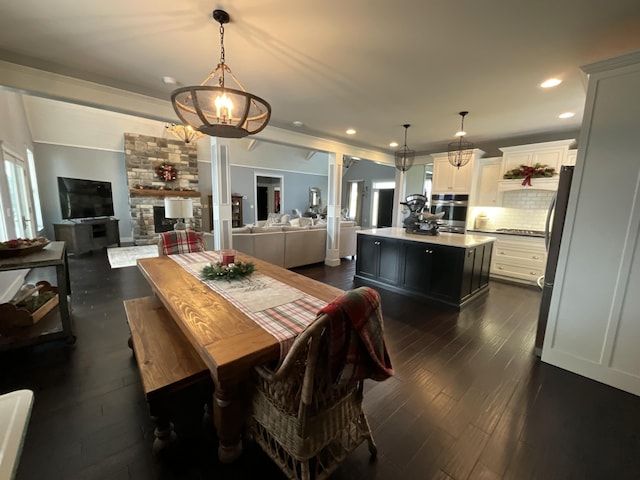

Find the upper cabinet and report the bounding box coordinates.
[473,157,502,206]
[431,149,484,194]
[564,149,578,166]
[497,139,575,192]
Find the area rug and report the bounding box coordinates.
[107,245,158,269]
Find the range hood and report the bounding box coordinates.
[497,177,559,192]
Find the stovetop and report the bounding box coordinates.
[495,228,545,237]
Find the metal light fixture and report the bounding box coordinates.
[164,123,204,144]
[448,111,474,169]
[395,124,415,172]
[170,9,271,139]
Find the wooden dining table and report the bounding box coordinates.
[136,252,343,463]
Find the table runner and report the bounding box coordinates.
[169,251,329,360]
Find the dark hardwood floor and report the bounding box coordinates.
[2,251,640,479]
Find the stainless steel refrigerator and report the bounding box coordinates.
[535,165,575,357]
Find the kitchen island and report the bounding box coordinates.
[355,227,495,308]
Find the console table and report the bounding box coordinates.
[54,218,120,255]
[0,241,74,350]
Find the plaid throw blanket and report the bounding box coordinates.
[160,231,206,255]
[319,286,393,385]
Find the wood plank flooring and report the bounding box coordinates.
[1,252,640,479]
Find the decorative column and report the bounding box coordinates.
[210,137,232,250]
[325,151,344,267]
[393,169,407,227]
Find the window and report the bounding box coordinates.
[27,149,44,232]
[0,143,37,241]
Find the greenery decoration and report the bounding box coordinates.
[200,261,256,281]
[156,162,177,182]
[503,163,555,186]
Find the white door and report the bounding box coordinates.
[0,145,36,240]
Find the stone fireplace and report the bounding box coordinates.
[124,133,203,245]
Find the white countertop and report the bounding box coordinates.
[357,227,496,248]
[0,389,34,480]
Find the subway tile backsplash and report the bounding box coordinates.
[502,190,555,209]
[469,190,555,231]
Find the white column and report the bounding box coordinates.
[393,168,407,227]
[210,137,232,250]
[325,151,344,267]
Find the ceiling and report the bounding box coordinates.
[2,0,640,156]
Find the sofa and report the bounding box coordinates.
[203,220,360,269]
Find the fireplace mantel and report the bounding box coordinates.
[129,189,200,198]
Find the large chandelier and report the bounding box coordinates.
[164,123,204,144]
[395,124,415,172]
[448,111,474,169]
[170,9,271,139]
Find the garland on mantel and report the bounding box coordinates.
[503,163,555,186]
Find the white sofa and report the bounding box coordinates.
[203,221,360,268]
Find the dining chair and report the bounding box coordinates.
[157,230,206,256]
[249,286,393,480]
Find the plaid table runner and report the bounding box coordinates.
[169,251,328,360]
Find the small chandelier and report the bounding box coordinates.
[164,123,204,144]
[448,111,474,169]
[395,124,415,172]
[170,9,271,139]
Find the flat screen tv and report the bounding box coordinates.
[58,177,114,220]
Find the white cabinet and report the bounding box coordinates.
[564,149,578,166]
[473,157,502,206]
[431,150,481,194]
[490,234,547,285]
[500,139,574,176]
[541,51,640,396]
[497,139,574,192]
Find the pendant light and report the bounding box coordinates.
[170,9,271,139]
[395,124,415,172]
[448,111,474,169]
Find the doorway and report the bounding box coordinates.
[376,189,394,227]
[254,174,283,223]
[0,145,39,240]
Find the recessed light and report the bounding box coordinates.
[292,120,304,127]
[389,142,399,147]
[162,76,177,85]
[558,112,575,119]
[540,78,562,88]
[346,128,356,135]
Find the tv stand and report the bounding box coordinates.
[54,218,120,256]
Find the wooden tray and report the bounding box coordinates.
[0,239,49,258]
[0,281,59,328]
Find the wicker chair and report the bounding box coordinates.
[250,294,389,480]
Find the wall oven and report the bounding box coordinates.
[430,194,468,233]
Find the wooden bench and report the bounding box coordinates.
[124,296,213,454]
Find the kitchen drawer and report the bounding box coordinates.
[493,245,546,265]
[492,261,544,283]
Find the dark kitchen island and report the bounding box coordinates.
[355,227,495,308]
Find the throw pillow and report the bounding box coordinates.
[298,216,313,227]
[160,231,206,255]
[265,213,281,227]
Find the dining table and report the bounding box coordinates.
[136,251,343,463]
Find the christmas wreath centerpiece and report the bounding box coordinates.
[200,261,255,281]
[156,162,177,182]
[503,163,555,186]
